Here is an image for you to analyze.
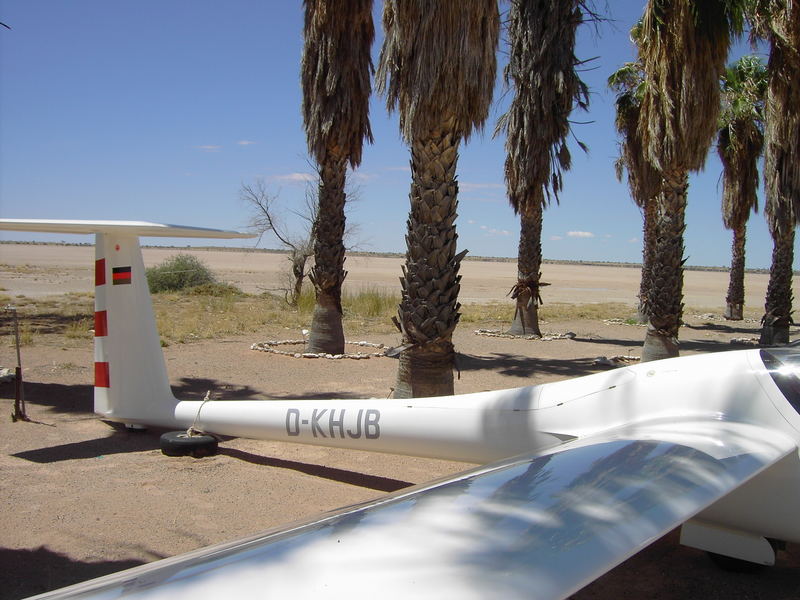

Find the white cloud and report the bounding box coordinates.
[567,230,595,238]
[350,171,377,182]
[478,225,511,237]
[550,235,563,241]
[628,237,639,243]
[467,219,476,224]
[196,145,221,152]
[237,140,256,146]
[269,172,316,184]
[460,182,505,193]
[385,166,411,173]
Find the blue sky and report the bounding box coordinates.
[0,1,793,269]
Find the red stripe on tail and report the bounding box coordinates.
[95,259,106,286]
[94,311,108,337]
[95,362,110,388]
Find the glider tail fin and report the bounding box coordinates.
[93,232,178,426]
[0,219,254,427]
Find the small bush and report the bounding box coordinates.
[65,317,93,339]
[343,287,400,319]
[146,255,217,293]
[184,282,245,297]
[294,288,317,313]
[16,323,34,346]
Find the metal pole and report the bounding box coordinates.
[6,306,27,422]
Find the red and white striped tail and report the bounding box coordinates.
[93,231,177,425]
[0,219,254,427]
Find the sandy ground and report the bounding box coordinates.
[1,244,799,599]
[2,243,795,308]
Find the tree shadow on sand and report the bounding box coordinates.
[570,335,742,355]
[0,381,94,415]
[263,391,382,400]
[171,377,265,400]
[457,334,751,381]
[457,352,602,379]
[12,422,162,463]
[0,546,145,600]
[4,311,93,336]
[683,321,762,336]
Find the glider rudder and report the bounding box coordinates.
[0,219,254,427]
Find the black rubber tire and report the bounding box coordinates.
[160,431,218,458]
[706,551,767,573]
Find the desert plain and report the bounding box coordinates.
[1,243,799,599]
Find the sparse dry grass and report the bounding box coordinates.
[3,293,94,346]
[4,287,749,348]
[0,263,44,275]
[539,302,636,322]
[153,293,285,343]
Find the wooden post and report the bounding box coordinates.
[7,306,28,422]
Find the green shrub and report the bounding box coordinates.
[295,287,316,314]
[343,287,400,318]
[146,254,217,293]
[185,282,245,297]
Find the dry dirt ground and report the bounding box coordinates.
[1,245,799,599]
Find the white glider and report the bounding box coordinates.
[3,219,799,600]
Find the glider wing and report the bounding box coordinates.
[0,218,253,238]
[29,419,796,600]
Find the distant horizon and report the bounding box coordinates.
[0,238,779,274]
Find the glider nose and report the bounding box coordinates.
[760,347,800,414]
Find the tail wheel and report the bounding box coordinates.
[160,431,218,458]
[707,539,781,572]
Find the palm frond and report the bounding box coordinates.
[377,0,500,143]
[717,54,766,229]
[718,119,763,227]
[497,0,590,213]
[638,0,743,172]
[302,0,374,168]
[609,57,661,208]
[752,0,800,233]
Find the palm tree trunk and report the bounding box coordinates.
[307,156,348,354]
[394,127,463,398]
[760,226,794,345]
[724,224,747,320]
[637,196,658,322]
[507,198,544,336]
[641,170,687,362]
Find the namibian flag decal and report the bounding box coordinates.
[112,266,132,285]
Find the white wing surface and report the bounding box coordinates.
[0,219,253,238]
[28,419,796,600]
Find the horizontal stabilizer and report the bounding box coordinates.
[0,219,254,239]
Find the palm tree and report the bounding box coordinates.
[377,0,499,397]
[717,55,767,320]
[608,58,661,323]
[301,0,374,354]
[497,0,589,337]
[748,1,799,344]
[637,0,744,361]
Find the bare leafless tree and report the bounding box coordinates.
[240,177,364,307]
[240,179,315,306]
